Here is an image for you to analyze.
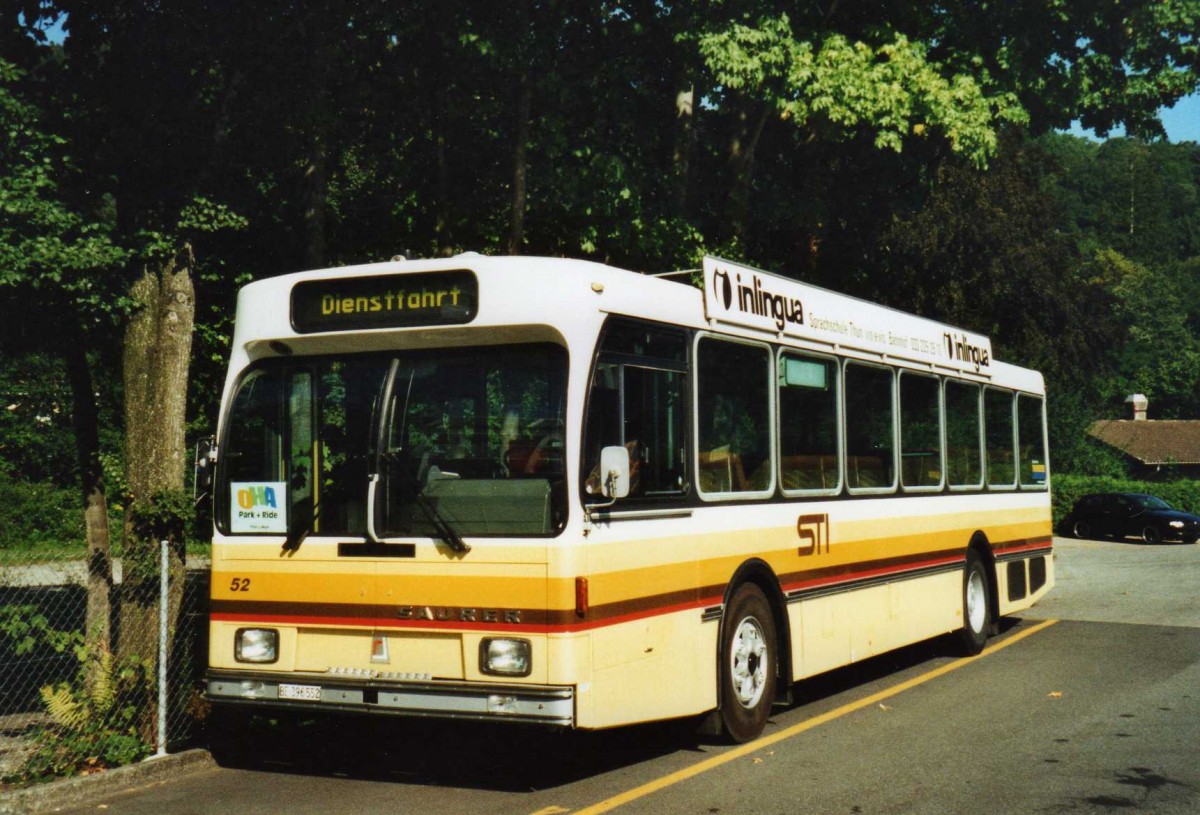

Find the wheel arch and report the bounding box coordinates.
[719,558,792,704]
[967,531,999,626]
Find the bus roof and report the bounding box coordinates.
[228,253,1043,392]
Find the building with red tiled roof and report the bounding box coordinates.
[1089,394,1200,478]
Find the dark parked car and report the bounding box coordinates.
[1064,493,1200,544]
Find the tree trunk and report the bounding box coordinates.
[303,132,329,269]
[302,13,330,269]
[507,73,531,255]
[60,322,112,661]
[727,103,770,244]
[507,0,532,256]
[119,244,195,743]
[673,83,696,216]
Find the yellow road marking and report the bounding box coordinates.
[573,619,1059,815]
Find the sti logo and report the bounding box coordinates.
[236,485,278,510]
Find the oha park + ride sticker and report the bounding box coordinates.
[230,482,288,533]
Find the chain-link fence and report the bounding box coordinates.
[0,545,208,783]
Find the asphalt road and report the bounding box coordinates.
[53,536,1200,814]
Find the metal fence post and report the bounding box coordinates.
[157,538,168,758]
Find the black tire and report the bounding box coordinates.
[1072,520,1092,539]
[719,583,777,743]
[1142,525,1162,544]
[957,550,992,656]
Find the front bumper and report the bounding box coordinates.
[206,669,575,726]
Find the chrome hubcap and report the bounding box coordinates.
[731,616,768,708]
[966,570,986,633]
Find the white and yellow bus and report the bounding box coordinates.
[205,254,1052,743]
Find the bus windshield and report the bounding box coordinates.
[219,343,568,540]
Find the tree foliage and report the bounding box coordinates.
[0,59,128,326]
[1,1,1199,512]
[697,16,1027,168]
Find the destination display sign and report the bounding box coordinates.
[702,257,993,374]
[291,270,477,333]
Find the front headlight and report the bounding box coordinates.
[235,628,279,663]
[480,638,531,677]
[1169,520,1185,528]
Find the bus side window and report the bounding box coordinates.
[582,320,688,500]
[899,371,943,490]
[696,337,773,496]
[845,362,896,493]
[1017,394,1047,488]
[945,380,983,488]
[778,353,840,494]
[984,387,1016,488]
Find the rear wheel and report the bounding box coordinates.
[957,550,992,656]
[1072,520,1092,539]
[719,583,777,743]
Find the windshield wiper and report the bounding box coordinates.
[282,499,321,553]
[386,454,470,554]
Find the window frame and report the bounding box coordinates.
[944,379,985,492]
[579,317,691,507]
[692,332,777,502]
[1017,392,1049,491]
[984,386,1018,491]
[777,348,843,498]
[843,359,898,496]
[898,370,945,494]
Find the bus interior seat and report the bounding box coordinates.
[698,448,747,493]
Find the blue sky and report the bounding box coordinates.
[1160,93,1200,142]
[1072,92,1200,143]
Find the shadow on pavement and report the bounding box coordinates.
[201,624,1022,792]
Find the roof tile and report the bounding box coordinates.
[1088,420,1200,465]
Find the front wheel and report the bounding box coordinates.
[719,583,777,743]
[1142,525,1162,544]
[957,551,992,656]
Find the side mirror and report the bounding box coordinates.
[194,436,216,501]
[599,445,631,499]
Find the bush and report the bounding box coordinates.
[1,640,153,784]
[0,354,79,485]
[0,472,85,553]
[1052,474,1200,530]
[0,472,131,559]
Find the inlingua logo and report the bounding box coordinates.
[943,332,990,372]
[731,271,804,331]
[713,268,734,310]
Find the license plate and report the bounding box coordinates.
[278,683,322,701]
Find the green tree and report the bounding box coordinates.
[878,136,1126,469]
[1085,248,1200,418]
[0,58,129,653]
[1041,135,1200,266]
[687,1,1200,260]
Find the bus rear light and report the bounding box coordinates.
[480,638,531,677]
[235,628,279,664]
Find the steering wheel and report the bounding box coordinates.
[524,434,563,474]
